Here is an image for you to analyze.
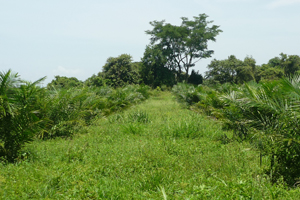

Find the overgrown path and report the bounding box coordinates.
[1,92,299,199]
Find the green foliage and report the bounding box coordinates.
[205,55,256,84]
[84,73,107,87]
[102,54,141,87]
[146,13,222,82]
[136,84,151,99]
[206,53,300,84]
[163,115,206,139]
[38,87,90,138]
[0,68,151,162]
[38,85,151,139]
[1,92,298,199]
[127,110,151,123]
[236,56,256,83]
[173,78,300,186]
[229,79,300,185]
[0,70,46,162]
[275,53,300,75]
[255,64,284,82]
[188,70,203,85]
[172,83,224,117]
[141,45,176,87]
[172,83,203,105]
[47,76,83,89]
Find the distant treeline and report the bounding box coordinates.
[47,12,299,90]
[48,53,300,89]
[205,53,300,85]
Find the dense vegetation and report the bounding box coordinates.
[1,12,300,197]
[0,69,150,162]
[1,92,300,199]
[205,53,300,85]
[172,77,300,186]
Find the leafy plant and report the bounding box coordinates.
[127,110,151,123]
[173,78,300,186]
[0,70,45,162]
[36,84,151,139]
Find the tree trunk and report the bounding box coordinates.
[185,66,189,82]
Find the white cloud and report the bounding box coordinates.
[53,66,82,77]
[267,0,300,9]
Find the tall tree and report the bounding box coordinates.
[205,55,244,84]
[146,14,222,82]
[236,56,256,83]
[141,45,175,87]
[255,64,284,82]
[266,53,300,76]
[280,53,300,75]
[188,70,203,85]
[102,54,140,87]
[84,72,106,87]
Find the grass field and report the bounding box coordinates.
[1,92,299,199]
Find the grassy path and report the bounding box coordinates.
[1,92,299,199]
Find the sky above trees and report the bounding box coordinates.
[0,0,299,84]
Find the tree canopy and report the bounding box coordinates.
[84,73,106,87]
[47,76,83,89]
[205,55,258,84]
[205,53,300,85]
[141,45,175,87]
[146,14,222,82]
[102,54,140,87]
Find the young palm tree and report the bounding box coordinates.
[221,78,300,185]
[0,69,45,162]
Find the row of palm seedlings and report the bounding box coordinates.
[0,70,151,162]
[172,78,300,186]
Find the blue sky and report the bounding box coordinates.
[1,0,299,84]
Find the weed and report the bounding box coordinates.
[127,110,151,123]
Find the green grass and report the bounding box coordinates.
[0,92,299,199]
